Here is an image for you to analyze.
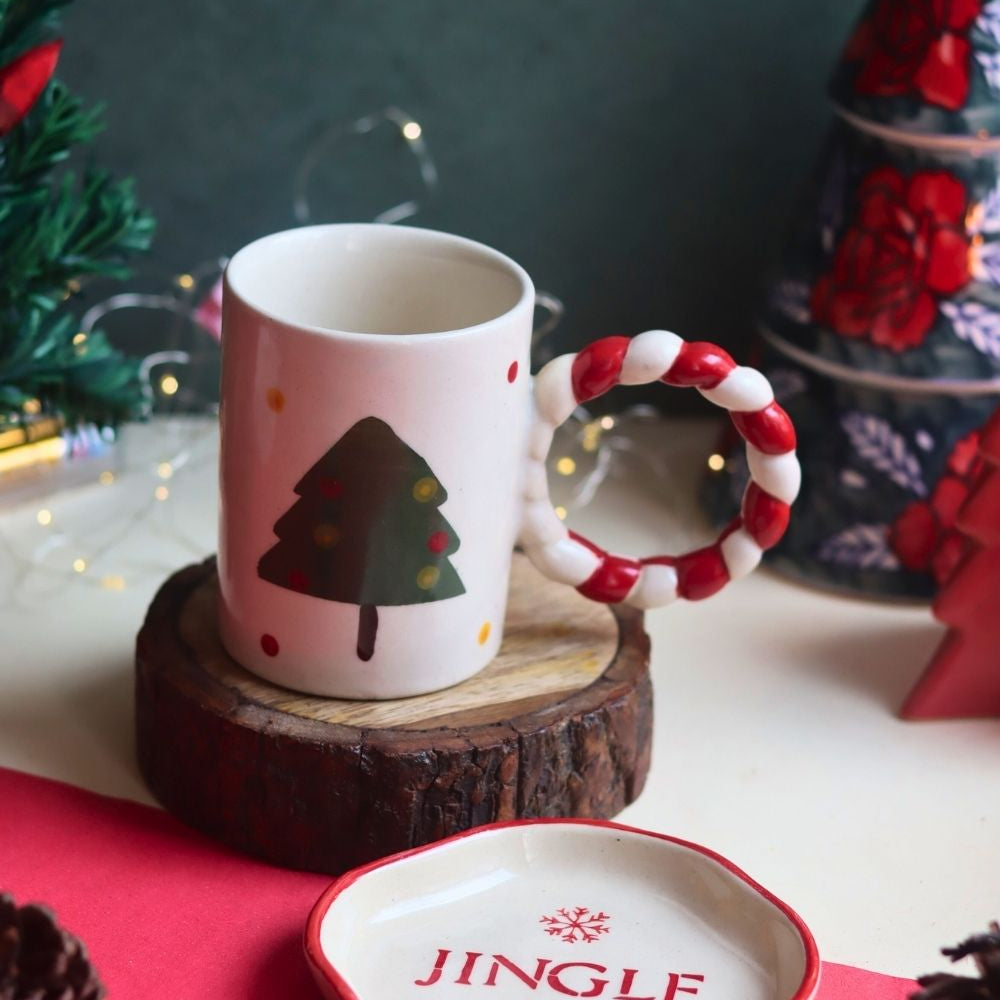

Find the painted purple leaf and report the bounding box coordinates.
[940,300,1000,359]
[840,412,927,497]
[978,2,1000,47]
[768,280,811,325]
[973,184,1000,235]
[971,239,1000,284]
[976,48,1000,93]
[767,367,808,403]
[818,524,901,571]
[839,468,868,490]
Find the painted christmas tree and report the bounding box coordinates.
[258,417,465,661]
[902,407,1000,720]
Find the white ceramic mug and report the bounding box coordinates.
[218,224,800,699]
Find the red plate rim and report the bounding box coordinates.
[304,817,821,1000]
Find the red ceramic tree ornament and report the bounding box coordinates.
[902,406,1000,720]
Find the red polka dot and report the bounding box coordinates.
[320,478,342,499]
[288,569,309,591]
[507,361,518,383]
[260,634,279,656]
[428,530,449,553]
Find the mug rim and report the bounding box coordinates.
[224,223,536,342]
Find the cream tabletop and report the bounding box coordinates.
[1,416,994,978]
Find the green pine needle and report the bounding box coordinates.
[0,0,154,430]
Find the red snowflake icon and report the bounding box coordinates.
[539,907,611,944]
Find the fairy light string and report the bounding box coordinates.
[0,105,671,601]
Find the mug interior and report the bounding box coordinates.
[225,224,529,336]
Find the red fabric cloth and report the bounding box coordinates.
[0,767,916,998]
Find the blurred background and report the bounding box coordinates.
[58,0,855,391]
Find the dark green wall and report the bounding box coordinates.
[60,0,858,377]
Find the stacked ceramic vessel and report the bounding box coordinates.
[707,0,1000,598]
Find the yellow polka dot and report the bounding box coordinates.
[478,621,491,645]
[412,477,439,502]
[313,523,340,548]
[266,387,285,412]
[416,565,440,590]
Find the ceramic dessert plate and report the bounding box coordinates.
[305,819,820,1000]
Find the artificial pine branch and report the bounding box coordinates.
[0,84,102,192]
[0,0,154,430]
[0,0,72,63]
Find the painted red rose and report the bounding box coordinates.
[811,167,971,352]
[846,0,981,110]
[889,429,983,582]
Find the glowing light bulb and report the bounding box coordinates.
[36,509,52,526]
[555,456,576,476]
[581,423,601,453]
[154,485,169,501]
[157,462,173,479]
[160,374,179,396]
[73,558,86,573]
[176,273,195,290]
[554,506,568,521]
[707,453,726,472]
[599,415,615,430]
[402,121,422,141]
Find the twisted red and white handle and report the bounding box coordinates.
[521,331,800,608]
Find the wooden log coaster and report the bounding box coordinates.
[135,553,651,874]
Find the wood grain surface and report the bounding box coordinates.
[136,553,652,874]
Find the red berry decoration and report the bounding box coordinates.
[507,361,518,383]
[427,530,449,553]
[260,634,279,657]
[0,39,62,136]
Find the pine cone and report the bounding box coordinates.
[0,893,105,1000]
[913,922,1000,1000]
